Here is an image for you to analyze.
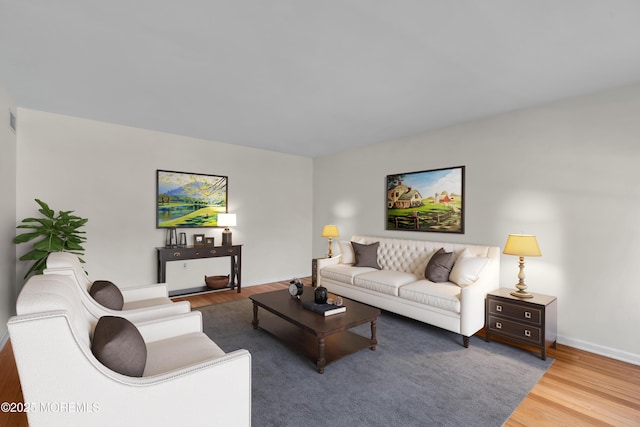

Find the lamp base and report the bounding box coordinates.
[510,289,533,298]
[222,228,232,246]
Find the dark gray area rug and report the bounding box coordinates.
[198,299,553,427]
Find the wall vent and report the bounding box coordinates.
[9,110,16,133]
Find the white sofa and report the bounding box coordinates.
[8,274,252,426]
[317,235,500,347]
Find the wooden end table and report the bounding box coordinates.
[485,288,557,360]
[249,287,380,373]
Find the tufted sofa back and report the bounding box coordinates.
[349,235,499,276]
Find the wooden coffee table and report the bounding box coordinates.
[249,287,381,373]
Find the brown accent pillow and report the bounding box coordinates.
[352,241,381,269]
[425,248,455,282]
[91,316,147,377]
[90,280,124,310]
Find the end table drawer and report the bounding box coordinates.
[488,299,542,325]
[487,316,542,345]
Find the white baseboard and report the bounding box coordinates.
[559,335,640,366]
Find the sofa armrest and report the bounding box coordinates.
[136,311,203,343]
[316,256,341,288]
[458,251,500,337]
[316,255,341,269]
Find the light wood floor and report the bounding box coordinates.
[1,278,639,426]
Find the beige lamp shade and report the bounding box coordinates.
[321,225,339,238]
[503,234,541,257]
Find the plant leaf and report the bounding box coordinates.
[13,231,45,244]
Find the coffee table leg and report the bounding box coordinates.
[252,303,259,329]
[370,319,378,350]
[316,337,326,374]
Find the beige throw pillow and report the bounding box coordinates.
[450,249,489,287]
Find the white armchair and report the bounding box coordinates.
[43,251,190,323]
[8,274,252,427]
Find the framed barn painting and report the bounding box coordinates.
[156,170,228,228]
[386,166,465,234]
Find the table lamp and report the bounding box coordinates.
[218,213,237,245]
[322,225,339,258]
[503,234,542,298]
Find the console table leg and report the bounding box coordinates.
[370,319,378,350]
[252,304,259,330]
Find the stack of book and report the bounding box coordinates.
[302,301,346,316]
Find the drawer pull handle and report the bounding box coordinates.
[496,305,502,312]
[524,330,531,337]
[495,322,502,329]
[209,249,217,255]
[525,311,531,319]
[173,252,181,257]
[195,251,200,256]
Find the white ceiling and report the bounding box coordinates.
[1,1,640,158]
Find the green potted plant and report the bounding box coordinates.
[13,199,88,278]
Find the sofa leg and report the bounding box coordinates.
[463,336,469,348]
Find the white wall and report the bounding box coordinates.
[15,109,313,293]
[0,85,17,346]
[313,84,640,364]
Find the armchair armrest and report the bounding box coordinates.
[117,300,192,324]
[136,311,203,343]
[121,283,169,301]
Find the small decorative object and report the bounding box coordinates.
[321,225,339,258]
[335,296,343,306]
[205,237,215,246]
[218,213,237,245]
[386,166,465,234]
[205,275,230,289]
[314,285,328,304]
[178,232,187,248]
[165,228,177,248]
[193,234,205,247]
[288,278,304,299]
[503,234,542,298]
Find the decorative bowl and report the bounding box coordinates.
[205,275,230,289]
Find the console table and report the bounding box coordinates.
[156,245,242,296]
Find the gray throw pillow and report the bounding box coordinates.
[89,280,124,310]
[91,316,147,377]
[425,248,455,282]
[352,241,381,269]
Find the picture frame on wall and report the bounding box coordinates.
[386,165,465,234]
[193,234,205,247]
[156,170,228,228]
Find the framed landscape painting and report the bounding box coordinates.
[386,166,465,234]
[156,170,228,228]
